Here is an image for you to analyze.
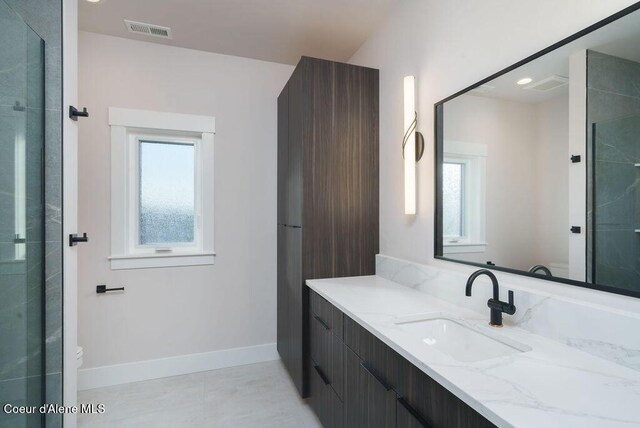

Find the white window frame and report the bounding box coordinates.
[443,140,487,254]
[109,108,215,269]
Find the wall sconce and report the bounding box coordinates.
[403,75,425,215]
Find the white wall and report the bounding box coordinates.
[444,94,538,270]
[349,0,636,277]
[443,93,569,272]
[77,32,294,372]
[534,95,570,269]
[568,51,587,280]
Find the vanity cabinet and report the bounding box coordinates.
[277,56,379,396]
[309,289,496,428]
[310,292,346,427]
[344,345,397,427]
[310,292,345,400]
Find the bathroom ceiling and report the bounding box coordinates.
[469,11,640,105]
[78,0,398,65]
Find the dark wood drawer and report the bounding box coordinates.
[310,362,344,428]
[310,304,345,399]
[344,315,402,392]
[346,315,494,428]
[397,396,431,428]
[311,290,344,339]
[344,345,397,428]
[395,354,496,428]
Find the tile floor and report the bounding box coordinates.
[78,360,322,427]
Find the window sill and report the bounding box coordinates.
[443,242,487,254]
[108,252,216,270]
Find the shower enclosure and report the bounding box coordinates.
[592,115,640,292]
[0,1,46,427]
[587,50,640,294]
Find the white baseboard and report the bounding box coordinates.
[78,343,279,391]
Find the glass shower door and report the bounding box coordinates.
[0,1,45,427]
[592,115,640,293]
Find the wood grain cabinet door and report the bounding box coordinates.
[310,363,344,428]
[397,396,431,428]
[278,226,304,395]
[396,361,497,428]
[277,86,289,226]
[276,225,288,359]
[286,65,303,227]
[344,345,397,428]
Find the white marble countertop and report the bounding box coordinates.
[307,275,640,428]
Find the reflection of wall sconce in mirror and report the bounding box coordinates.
[403,75,425,215]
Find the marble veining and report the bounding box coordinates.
[307,273,640,427]
[376,255,640,372]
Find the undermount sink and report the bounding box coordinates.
[394,313,531,363]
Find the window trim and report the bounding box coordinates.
[442,140,487,255]
[109,108,215,270]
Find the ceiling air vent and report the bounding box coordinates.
[125,20,172,39]
[524,75,568,92]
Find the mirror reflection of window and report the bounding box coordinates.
[443,162,464,241]
[442,141,487,255]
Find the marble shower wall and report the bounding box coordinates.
[376,255,640,372]
[586,50,640,293]
[0,1,63,427]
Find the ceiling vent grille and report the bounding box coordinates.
[524,75,568,92]
[125,20,172,39]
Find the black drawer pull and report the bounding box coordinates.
[398,397,432,428]
[313,365,330,386]
[313,315,331,331]
[360,362,392,391]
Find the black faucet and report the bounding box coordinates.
[528,264,552,276]
[465,269,516,327]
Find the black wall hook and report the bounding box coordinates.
[69,106,89,121]
[69,233,89,247]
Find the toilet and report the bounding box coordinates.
[77,346,83,368]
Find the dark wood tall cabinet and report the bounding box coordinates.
[277,56,379,397]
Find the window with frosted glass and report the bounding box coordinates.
[138,140,195,245]
[443,162,465,238]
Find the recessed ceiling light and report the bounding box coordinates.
[84,0,101,3]
[517,78,533,86]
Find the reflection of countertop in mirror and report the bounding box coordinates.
[307,274,640,428]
